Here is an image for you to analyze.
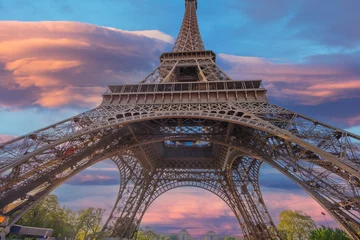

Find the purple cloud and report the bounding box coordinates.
[229,0,360,49]
[0,21,173,108]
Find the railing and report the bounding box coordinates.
[106,80,264,95]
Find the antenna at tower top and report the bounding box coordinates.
[185,0,198,10]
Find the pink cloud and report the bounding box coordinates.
[67,174,117,184]
[55,183,339,237]
[142,188,239,236]
[140,188,338,236]
[76,175,114,182]
[0,21,173,108]
[219,53,360,105]
[262,191,337,227]
[345,116,360,127]
[0,135,15,144]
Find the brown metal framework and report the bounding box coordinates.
[0,0,360,239]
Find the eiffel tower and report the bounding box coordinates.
[1,0,360,239]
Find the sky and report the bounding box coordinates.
[0,0,360,237]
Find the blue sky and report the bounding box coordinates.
[0,0,359,237]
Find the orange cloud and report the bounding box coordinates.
[5,58,82,76]
[0,38,90,57]
[34,86,104,108]
[0,21,173,108]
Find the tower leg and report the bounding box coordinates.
[102,154,163,239]
[232,157,280,239]
[220,156,281,240]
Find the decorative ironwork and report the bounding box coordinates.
[0,0,359,239]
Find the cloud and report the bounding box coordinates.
[0,134,15,144]
[142,188,240,237]
[34,86,104,108]
[66,174,120,186]
[0,21,173,108]
[65,166,120,186]
[52,161,340,237]
[262,191,338,228]
[289,0,360,48]
[260,173,299,190]
[231,0,360,49]
[218,53,360,105]
[104,28,175,44]
[141,187,338,237]
[345,116,360,127]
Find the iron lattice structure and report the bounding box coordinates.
[1,0,360,239]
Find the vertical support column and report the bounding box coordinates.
[220,156,280,240]
[220,173,259,239]
[102,154,146,238]
[103,154,165,239]
[232,157,281,239]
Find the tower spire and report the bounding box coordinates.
[172,0,205,52]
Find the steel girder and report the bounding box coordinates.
[140,59,232,84]
[1,108,360,239]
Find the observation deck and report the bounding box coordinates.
[102,80,267,105]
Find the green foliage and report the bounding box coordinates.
[75,207,105,239]
[278,210,316,240]
[309,226,350,240]
[16,194,72,238]
[133,227,158,240]
[224,236,236,240]
[14,194,105,240]
[159,236,171,240]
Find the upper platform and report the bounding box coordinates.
[101,80,268,105]
[160,50,216,62]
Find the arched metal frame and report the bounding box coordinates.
[1,111,359,239]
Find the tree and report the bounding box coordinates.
[16,194,71,238]
[309,226,350,240]
[278,210,316,240]
[133,227,158,240]
[75,207,105,240]
[13,194,105,240]
[224,236,236,240]
[142,226,158,240]
[159,236,171,240]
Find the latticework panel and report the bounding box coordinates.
[172,0,205,52]
[140,59,232,83]
[1,103,360,239]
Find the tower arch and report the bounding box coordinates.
[1,115,360,239]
